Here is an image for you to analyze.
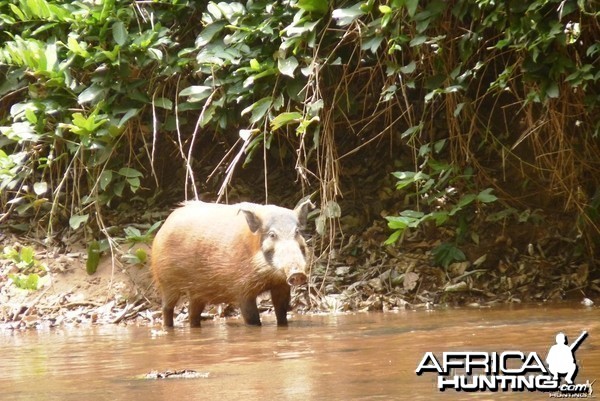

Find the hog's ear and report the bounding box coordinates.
[294,199,315,229]
[239,208,262,233]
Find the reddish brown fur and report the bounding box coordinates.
[151,201,309,328]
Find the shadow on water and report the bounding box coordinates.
[1,304,598,401]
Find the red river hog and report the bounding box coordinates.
[151,200,312,327]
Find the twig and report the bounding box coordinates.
[112,300,148,324]
[15,285,52,324]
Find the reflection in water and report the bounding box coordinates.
[1,305,598,400]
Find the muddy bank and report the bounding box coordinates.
[1,217,598,331]
[0,236,155,329]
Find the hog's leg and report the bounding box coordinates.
[161,291,179,328]
[188,297,205,327]
[240,297,261,326]
[271,285,291,326]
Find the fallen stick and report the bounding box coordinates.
[111,300,149,324]
[15,285,52,324]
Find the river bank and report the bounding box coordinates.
[1,217,597,330]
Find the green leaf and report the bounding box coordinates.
[43,42,58,72]
[9,273,39,290]
[476,188,498,203]
[206,2,222,20]
[332,4,365,26]
[195,21,226,47]
[400,61,416,74]
[430,211,450,226]
[78,84,107,105]
[385,213,422,229]
[124,226,142,238]
[118,108,140,127]
[384,229,402,245]
[147,220,163,235]
[409,35,427,47]
[241,97,272,124]
[134,248,147,263]
[283,20,320,37]
[454,102,465,117]
[1,122,39,142]
[385,216,408,230]
[456,193,477,209]
[69,112,108,134]
[495,39,511,49]
[400,123,422,139]
[379,5,392,14]
[362,36,384,53]
[33,181,48,195]
[112,21,128,46]
[154,97,173,110]
[99,170,112,191]
[179,85,212,102]
[147,48,162,61]
[127,177,140,192]
[250,58,261,71]
[10,4,26,20]
[69,214,89,230]
[278,56,298,78]
[67,36,89,58]
[86,240,100,275]
[323,200,341,218]
[400,210,425,219]
[406,0,419,17]
[271,112,303,130]
[100,45,120,62]
[449,193,476,216]
[432,243,466,268]
[113,181,125,197]
[117,167,143,178]
[243,68,277,87]
[298,0,329,14]
[433,139,446,153]
[546,82,559,98]
[19,246,35,265]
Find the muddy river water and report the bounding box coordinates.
[1,304,599,400]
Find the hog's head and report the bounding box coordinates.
[240,200,313,286]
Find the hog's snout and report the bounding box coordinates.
[271,237,309,287]
[287,271,308,286]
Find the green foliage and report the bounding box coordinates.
[0,0,185,229]
[0,0,598,256]
[123,221,162,245]
[86,239,100,275]
[122,247,148,265]
[2,245,46,290]
[118,222,161,265]
[2,245,41,272]
[83,221,161,273]
[431,243,466,269]
[385,140,498,248]
[8,272,40,290]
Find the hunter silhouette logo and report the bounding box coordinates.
[546,331,587,385]
[416,330,593,395]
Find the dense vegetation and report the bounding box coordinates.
[1,0,598,298]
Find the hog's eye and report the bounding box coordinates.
[268,231,277,239]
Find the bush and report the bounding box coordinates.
[1,0,598,256]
